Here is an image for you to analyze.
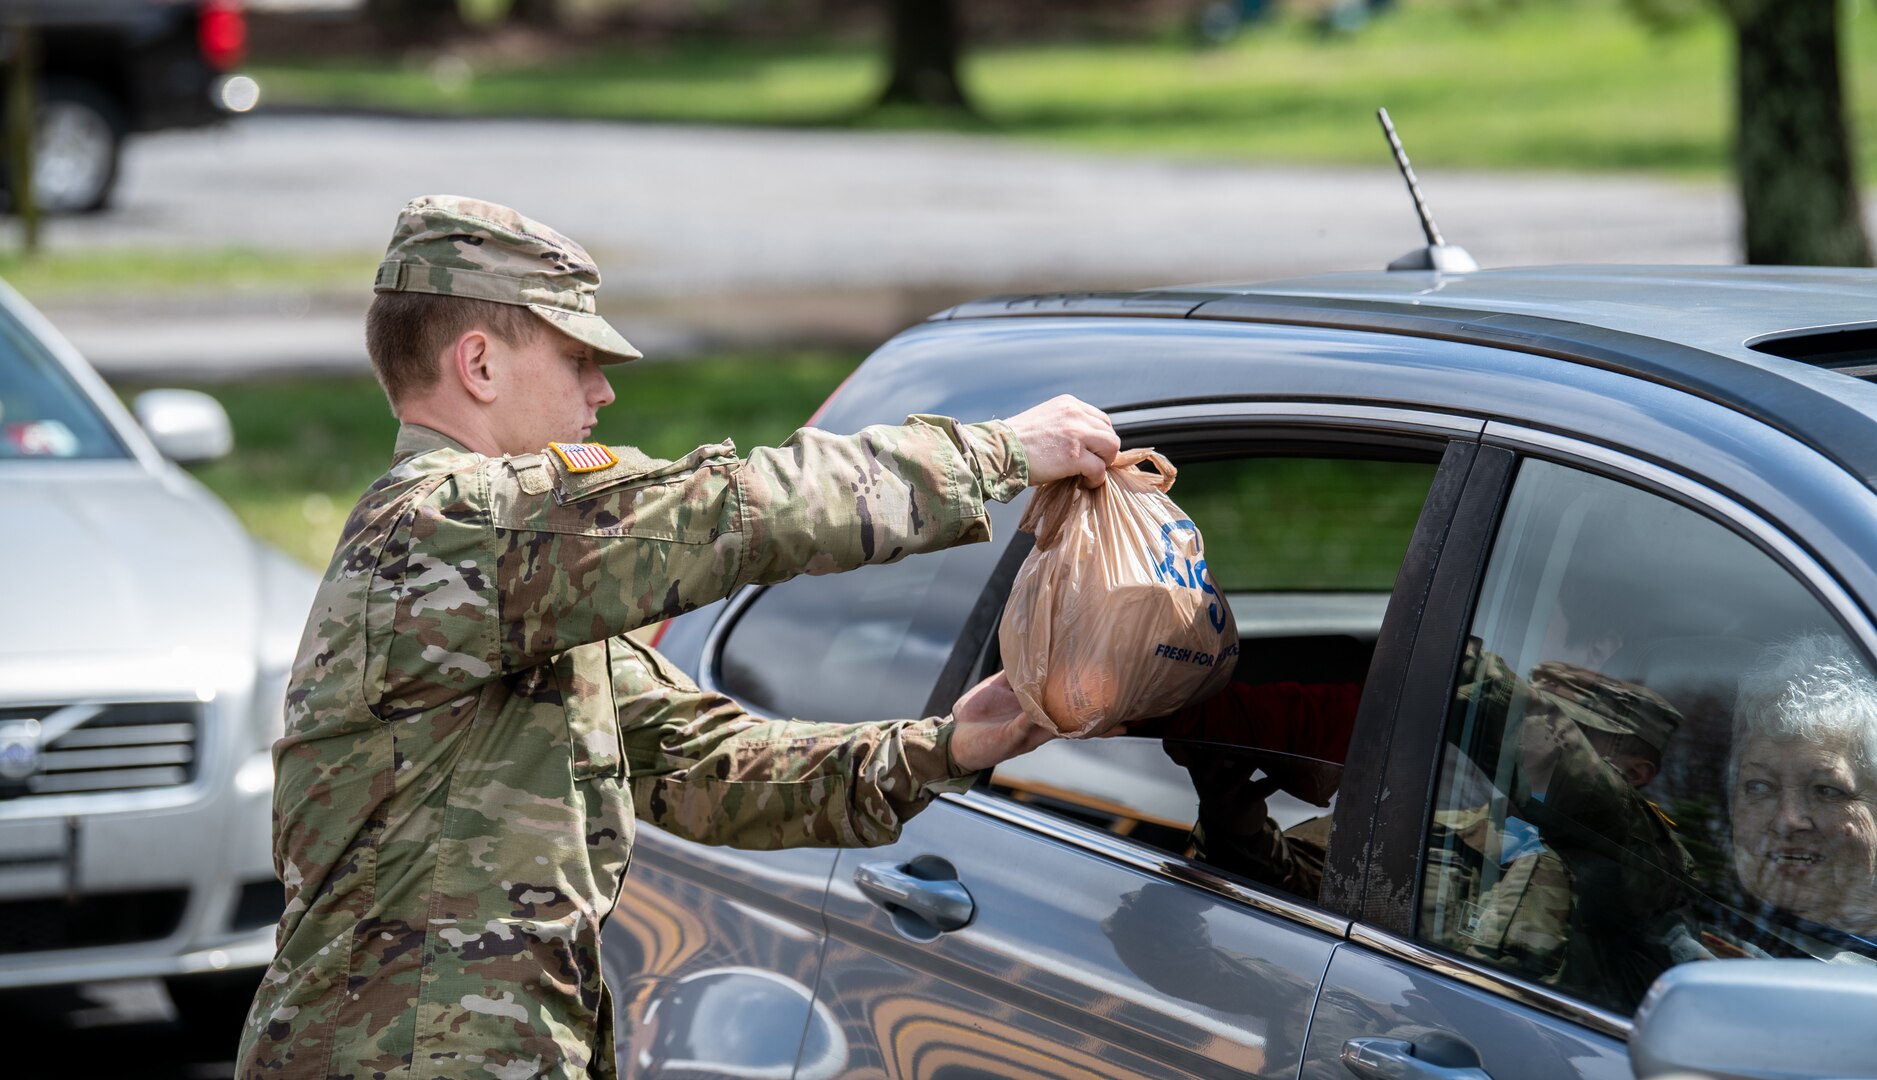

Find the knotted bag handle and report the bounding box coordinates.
[1019,447,1178,551]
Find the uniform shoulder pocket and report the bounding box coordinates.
[554,440,738,504]
[490,439,741,543]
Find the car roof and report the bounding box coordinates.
[1190,265,1877,365]
[935,265,1877,488]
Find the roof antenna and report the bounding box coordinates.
[1378,107,1478,273]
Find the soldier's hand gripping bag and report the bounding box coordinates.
[999,448,1239,738]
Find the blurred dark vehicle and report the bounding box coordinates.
[1,0,253,213]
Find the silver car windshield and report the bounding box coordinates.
[0,310,127,460]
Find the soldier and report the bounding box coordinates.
[236,195,1120,1079]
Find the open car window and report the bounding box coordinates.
[985,449,1441,909]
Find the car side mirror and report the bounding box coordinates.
[133,389,232,465]
[1630,959,1877,1079]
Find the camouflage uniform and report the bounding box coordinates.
[1422,806,1578,982]
[236,197,1029,1079]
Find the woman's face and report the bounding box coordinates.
[1732,732,1877,931]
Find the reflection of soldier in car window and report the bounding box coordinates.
[1426,645,1695,1009]
[1688,634,1877,963]
[1101,882,1313,1072]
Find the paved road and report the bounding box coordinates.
[23,113,1764,377]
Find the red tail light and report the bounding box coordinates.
[199,0,247,72]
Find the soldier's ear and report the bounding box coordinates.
[452,330,499,404]
[1623,757,1658,787]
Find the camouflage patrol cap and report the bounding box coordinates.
[374,194,641,363]
[1529,661,1683,752]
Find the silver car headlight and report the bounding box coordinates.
[235,667,290,797]
[250,667,291,754]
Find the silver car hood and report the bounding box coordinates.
[0,464,315,700]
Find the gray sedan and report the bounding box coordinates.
[622,266,1877,1080]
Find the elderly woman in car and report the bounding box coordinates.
[1729,633,1877,949]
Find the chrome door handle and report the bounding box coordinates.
[854,861,975,931]
[1342,1038,1493,1080]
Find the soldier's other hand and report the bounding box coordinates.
[949,671,1055,772]
[1005,395,1120,488]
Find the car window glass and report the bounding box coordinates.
[716,497,1024,724]
[0,311,125,460]
[988,451,1440,908]
[1420,459,1877,1017]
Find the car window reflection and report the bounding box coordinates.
[1422,459,1877,1017]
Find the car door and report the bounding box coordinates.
[806,406,1486,1078]
[608,496,1034,1079]
[1300,429,1877,1080]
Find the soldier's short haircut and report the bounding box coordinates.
[365,292,545,406]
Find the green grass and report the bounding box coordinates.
[117,350,861,567]
[252,1,1877,177]
[1174,456,1437,591]
[0,248,373,302]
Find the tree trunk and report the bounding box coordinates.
[6,22,39,251]
[1731,0,1871,266]
[877,0,971,111]
[508,0,560,27]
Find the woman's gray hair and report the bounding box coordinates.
[1730,633,1877,792]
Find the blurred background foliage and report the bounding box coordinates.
[252,0,1877,179]
[72,0,1876,566]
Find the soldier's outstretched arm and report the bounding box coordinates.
[613,635,973,848]
[489,394,1117,672]
[488,413,1024,670]
[366,400,1114,717]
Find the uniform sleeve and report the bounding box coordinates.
[487,416,1027,672]
[1523,720,1693,924]
[612,635,976,849]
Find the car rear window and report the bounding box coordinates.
[0,310,126,460]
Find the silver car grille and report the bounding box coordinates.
[0,702,200,800]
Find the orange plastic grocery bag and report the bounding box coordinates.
[999,448,1239,738]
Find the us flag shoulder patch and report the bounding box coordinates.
[549,442,619,473]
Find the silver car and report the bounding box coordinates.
[0,279,314,1031]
